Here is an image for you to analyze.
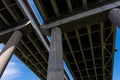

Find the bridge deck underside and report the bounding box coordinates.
[14,21,116,80]
[62,21,116,80]
[0,0,117,80]
[34,0,118,24]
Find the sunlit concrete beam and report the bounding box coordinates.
[17,0,50,52]
[0,31,22,78]
[0,20,30,36]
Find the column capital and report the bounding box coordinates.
[108,8,120,27]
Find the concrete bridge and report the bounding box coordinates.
[0,0,120,80]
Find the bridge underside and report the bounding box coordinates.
[0,0,118,80]
[16,21,117,80]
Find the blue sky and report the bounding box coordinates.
[0,44,40,80]
[0,0,120,80]
[112,27,120,80]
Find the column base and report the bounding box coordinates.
[47,71,64,80]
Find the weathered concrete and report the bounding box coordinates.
[108,8,120,27]
[17,0,50,52]
[0,31,23,78]
[0,20,30,36]
[47,27,64,80]
[41,1,120,29]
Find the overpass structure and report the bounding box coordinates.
[0,0,120,80]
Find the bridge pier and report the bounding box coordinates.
[108,8,120,27]
[0,31,23,78]
[47,27,64,80]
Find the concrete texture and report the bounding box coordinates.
[108,8,120,27]
[47,27,64,80]
[0,31,23,78]
[41,1,120,29]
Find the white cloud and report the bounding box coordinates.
[1,61,22,80]
[0,43,22,80]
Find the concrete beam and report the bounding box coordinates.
[50,0,60,16]
[0,31,23,78]
[47,27,64,80]
[41,1,120,29]
[99,0,103,2]
[108,8,120,27]
[1,0,19,21]
[0,20,30,36]
[0,13,9,25]
[17,0,50,52]
[66,0,73,12]
[82,0,87,8]
[75,30,90,80]
[100,23,105,80]
[0,3,16,11]
[87,27,97,80]
[64,33,83,80]
[34,0,48,21]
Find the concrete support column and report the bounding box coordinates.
[47,27,64,80]
[0,31,23,78]
[108,8,120,27]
